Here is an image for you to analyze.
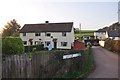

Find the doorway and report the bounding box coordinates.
[53,39,57,49]
[54,42,57,49]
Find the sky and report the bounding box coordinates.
[0,0,119,31]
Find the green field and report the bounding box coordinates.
[75,30,96,37]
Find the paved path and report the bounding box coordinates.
[87,46,118,78]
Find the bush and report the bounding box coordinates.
[24,44,44,53]
[104,38,113,51]
[104,38,120,53]
[112,40,120,53]
[2,37,24,55]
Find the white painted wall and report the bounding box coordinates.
[20,27,74,49]
[109,37,120,40]
[99,41,105,47]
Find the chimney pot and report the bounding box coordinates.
[45,21,49,23]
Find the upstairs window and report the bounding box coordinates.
[62,32,66,36]
[35,32,41,36]
[45,32,51,37]
[23,33,26,36]
[61,42,67,47]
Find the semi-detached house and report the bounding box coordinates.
[20,21,74,49]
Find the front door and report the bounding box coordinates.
[54,42,57,49]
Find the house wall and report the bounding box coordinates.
[109,37,120,40]
[105,31,109,38]
[20,28,74,49]
[94,32,106,40]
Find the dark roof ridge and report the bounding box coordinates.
[24,22,73,25]
[20,22,73,33]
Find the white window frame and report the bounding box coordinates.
[23,33,26,36]
[45,32,51,37]
[23,41,27,45]
[35,32,41,36]
[62,32,66,37]
[45,41,51,46]
[61,42,67,47]
[35,41,40,45]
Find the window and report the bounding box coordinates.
[23,41,27,45]
[45,32,51,37]
[35,41,40,45]
[112,37,115,40]
[45,41,51,46]
[35,32,41,36]
[87,37,89,40]
[62,32,66,36]
[29,39,33,45]
[61,42,67,47]
[23,33,26,36]
[100,37,102,39]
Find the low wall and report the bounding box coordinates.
[99,41,105,47]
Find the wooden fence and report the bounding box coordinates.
[2,50,86,78]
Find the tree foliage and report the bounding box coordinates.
[2,19,21,36]
[2,37,24,55]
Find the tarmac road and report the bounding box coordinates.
[87,46,118,78]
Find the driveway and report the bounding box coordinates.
[87,46,118,78]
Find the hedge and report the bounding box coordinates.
[2,37,24,55]
[24,44,44,53]
[104,38,120,53]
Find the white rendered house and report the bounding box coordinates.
[94,29,106,40]
[20,21,74,49]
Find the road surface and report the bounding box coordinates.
[87,46,118,78]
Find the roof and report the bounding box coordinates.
[95,29,106,32]
[107,29,120,37]
[20,22,73,33]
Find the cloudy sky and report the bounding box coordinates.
[0,0,119,31]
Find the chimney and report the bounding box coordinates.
[45,21,49,23]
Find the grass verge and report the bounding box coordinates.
[63,47,95,78]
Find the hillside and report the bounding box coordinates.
[74,30,96,37]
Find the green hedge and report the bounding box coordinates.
[24,44,44,53]
[2,37,24,55]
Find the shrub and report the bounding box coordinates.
[104,38,120,53]
[104,38,113,51]
[24,44,44,53]
[2,37,24,55]
[112,40,120,53]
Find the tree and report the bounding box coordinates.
[2,19,21,36]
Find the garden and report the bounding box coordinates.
[2,37,95,78]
